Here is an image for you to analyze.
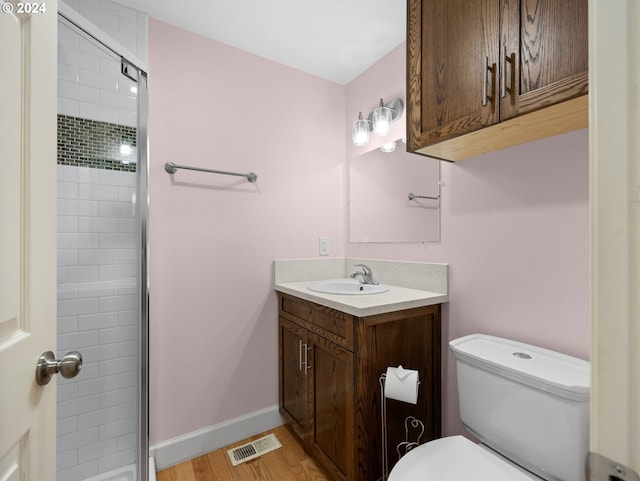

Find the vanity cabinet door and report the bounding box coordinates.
[279,317,311,443]
[309,332,355,481]
[277,293,441,481]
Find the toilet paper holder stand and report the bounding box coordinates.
[379,373,426,481]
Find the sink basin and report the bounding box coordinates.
[307,279,389,295]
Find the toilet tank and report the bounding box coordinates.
[450,334,590,481]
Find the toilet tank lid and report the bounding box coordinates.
[450,334,590,401]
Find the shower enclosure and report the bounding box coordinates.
[56,6,149,481]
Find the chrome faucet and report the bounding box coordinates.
[350,264,378,285]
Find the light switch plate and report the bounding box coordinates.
[319,236,330,256]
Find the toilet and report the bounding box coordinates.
[388,334,590,481]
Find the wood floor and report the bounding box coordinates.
[156,425,333,481]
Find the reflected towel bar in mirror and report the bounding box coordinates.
[408,192,439,201]
[164,162,257,183]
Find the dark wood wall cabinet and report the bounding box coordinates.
[407,0,588,161]
[278,292,441,481]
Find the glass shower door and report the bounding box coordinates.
[56,13,148,481]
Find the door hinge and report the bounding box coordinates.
[121,60,139,82]
[588,452,639,481]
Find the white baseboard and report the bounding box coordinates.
[149,457,157,481]
[150,405,285,470]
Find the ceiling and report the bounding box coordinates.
[115,0,406,85]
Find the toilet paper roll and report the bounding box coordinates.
[384,365,419,404]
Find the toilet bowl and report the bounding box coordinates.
[388,435,539,481]
[387,334,590,481]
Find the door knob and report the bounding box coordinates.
[35,350,83,386]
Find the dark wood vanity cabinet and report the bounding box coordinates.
[278,293,441,481]
[406,0,588,161]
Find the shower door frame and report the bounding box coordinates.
[57,5,150,481]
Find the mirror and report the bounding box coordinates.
[349,141,440,243]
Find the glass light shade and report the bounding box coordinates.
[380,141,396,153]
[373,105,392,136]
[352,113,370,146]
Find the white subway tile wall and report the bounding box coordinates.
[58,0,148,128]
[56,2,148,480]
[57,165,138,481]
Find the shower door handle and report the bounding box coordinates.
[35,350,83,385]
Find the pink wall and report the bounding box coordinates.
[348,130,590,436]
[148,20,346,444]
[149,20,589,447]
[346,48,590,436]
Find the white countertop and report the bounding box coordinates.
[274,279,448,317]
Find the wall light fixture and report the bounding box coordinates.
[351,98,404,147]
[352,112,370,146]
[380,141,397,153]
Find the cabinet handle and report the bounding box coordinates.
[482,57,494,106]
[298,339,303,371]
[303,343,312,375]
[502,48,515,100]
[501,47,507,99]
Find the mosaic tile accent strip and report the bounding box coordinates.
[57,115,137,172]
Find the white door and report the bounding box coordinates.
[0,2,59,480]
[589,0,640,479]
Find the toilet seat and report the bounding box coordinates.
[387,435,540,481]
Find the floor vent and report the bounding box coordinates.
[227,433,282,466]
